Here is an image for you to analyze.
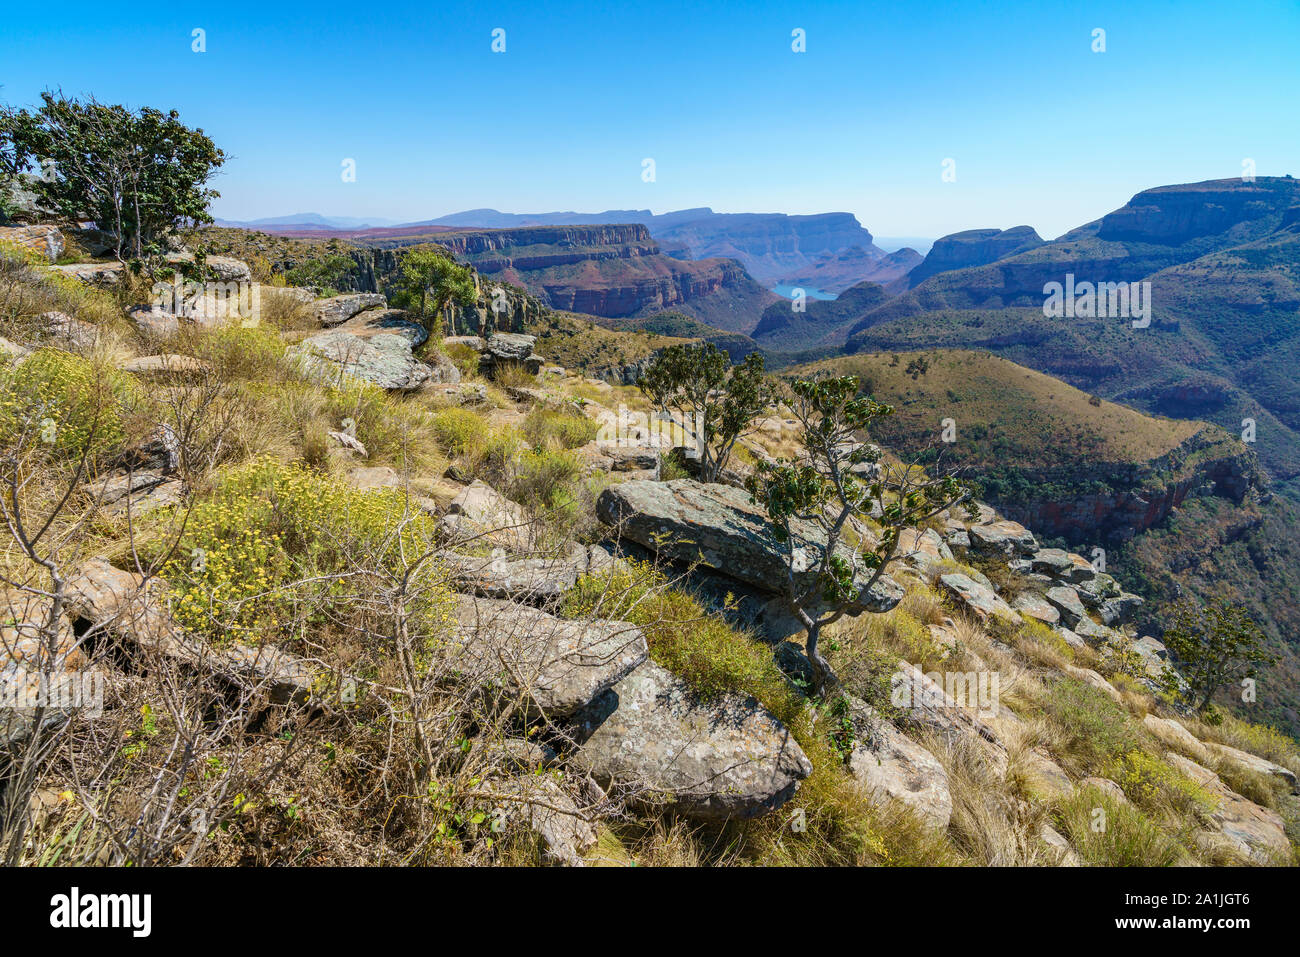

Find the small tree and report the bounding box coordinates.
[4,93,225,261]
[395,247,477,337]
[637,343,774,483]
[1160,599,1277,713]
[750,376,972,695]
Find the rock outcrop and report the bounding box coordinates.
[573,660,812,820]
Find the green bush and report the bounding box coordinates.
[522,407,598,450]
[0,348,139,460]
[164,458,444,645]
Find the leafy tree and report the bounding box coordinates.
[285,254,355,294]
[750,375,972,694]
[637,343,774,483]
[3,93,226,261]
[1160,599,1277,713]
[394,247,477,336]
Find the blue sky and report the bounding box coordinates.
[2,0,1297,239]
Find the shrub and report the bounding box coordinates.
[0,348,140,460]
[444,342,480,378]
[1036,675,1143,776]
[163,458,444,646]
[522,407,598,450]
[431,407,486,458]
[1112,749,1217,820]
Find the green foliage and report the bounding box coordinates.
[521,407,598,451]
[748,374,971,692]
[0,349,138,460]
[3,93,225,261]
[637,342,774,482]
[1054,787,1183,866]
[1112,749,1217,820]
[1160,599,1277,712]
[284,254,355,294]
[431,407,486,457]
[393,247,476,335]
[1036,675,1143,777]
[163,458,444,645]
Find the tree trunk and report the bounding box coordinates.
[805,622,840,698]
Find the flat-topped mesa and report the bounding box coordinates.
[906,226,1044,287]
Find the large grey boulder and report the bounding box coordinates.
[449,595,647,718]
[967,520,1038,557]
[1044,585,1088,629]
[1164,752,1291,863]
[294,310,430,391]
[481,332,543,376]
[572,660,811,821]
[596,479,903,614]
[0,224,64,262]
[315,293,386,327]
[844,696,952,828]
[939,573,1016,622]
[440,480,531,552]
[443,552,580,604]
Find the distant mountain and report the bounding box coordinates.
[752,280,893,351]
[838,177,1300,497]
[404,207,907,293]
[216,212,400,229]
[902,225,1044,289]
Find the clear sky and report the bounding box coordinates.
[2,0,1297,239]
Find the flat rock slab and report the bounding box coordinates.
[939,573,1016,622]
[444,553,580,603]
[316,293,386,326]
[1164,752,1291,863]
[449,595,647,718]
[967,520,1038,556]
[597,479,903,614]
[573,660,812,821]
[1203,741,1298,789]
[121,354,212,378]
[845,696,952,828]
[891,662,1007,776]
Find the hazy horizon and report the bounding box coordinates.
[4,0,1297,239]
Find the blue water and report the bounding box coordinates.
[770,284,837,301]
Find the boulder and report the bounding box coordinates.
[0,224,64,262]
[573,660,812,821]
[423,348,462,384]
[967,520,1038,557]
[82,470,184,518]
[1099,592,1144,626]
[1043,585,1087,629]
[443,552,580,603]
[443,335,486,352]
[450,595,647,717]
[37,311,99,350]
[441,481,531,551]
[1010,591,1061,626]
[1143,714,1211,763]
[315,293,386,327]
[1020,748,1074,799]
[898,527,953,570]
[938,573,1016,622]
[0,336,31,364]
[126,305,181,337]
[1064,665,1123,704]
[1028,548,1074,578]
[844,697,952,828]
[1164,751,1291,863]
[1203,741,1298,790]
[891,662,1007,775]
[482,776,597,866]
[596,479,903,614]
[1,589,86,749]
[480,332,543,376]
[294,310,430,391]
